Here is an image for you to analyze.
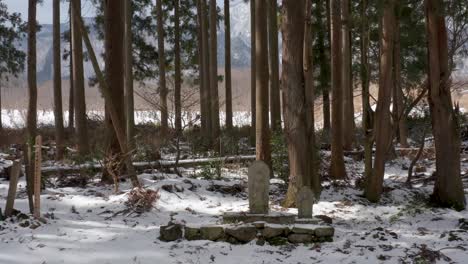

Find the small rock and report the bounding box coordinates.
[459,218,468,230]
[315,215,333,224]
[160,224,183,242]
[184,226,201,241]
[267,236,289,246]
[161,184,174,193]
[315,226,334,237]
[225,226,257,243]
[263,226,287,239]
[30,222,41,229]
[288,234,313,244]
[17,213,29,221]
[19,220,30,228]
[174,184,184,193]
[200,226,224,241]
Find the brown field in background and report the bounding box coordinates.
[1,68,467,123]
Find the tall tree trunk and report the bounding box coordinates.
[342,0,354,150]
[255,0,270,166]
[303,0,320,198]
[102,0,126,183]
[329,0,347,180]
[360,0,373,185]
[68,5,74,132]
[72,0,89,155]
[268,0,281,131]
[196,0,206,133]
[174,0,182,134]
[124,0,135,149]
[365,0,395,202]
[71,0,140,189]
[224,0,233,130]
[322,0,332,133]
[199,0,211,141]
[282,0,318,209]
[156,0,168,134]
[392,6,408,148]
[53,0,65,160]
[209,0,220,149]
[425,0,465,210]
[26,0,38,214]
[250,0,256,144]
[317,0,330,136]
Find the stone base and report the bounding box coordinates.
[222,212,296,224]
[159,221,335,245]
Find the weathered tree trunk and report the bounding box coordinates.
[124,0,135,150]
[224,0,233,130]
[199,0,212,141]
[360,0,373,184]
[156,0,168,134]
[255,0,271,166]
[53,0,65,160]
[102,0,126,184]
[174,0,182,134]
[322,0,332,133]
[282,0,318,208]
[329,0,347,180]
[250,0,256,144]
[365,0,395,202]
[303,0,320,197]
[342,0,354,150]
[72,0,89,156]
[209,0,220,149]
[268,0,281,131]
[425,0,465,210]
[392,6,409,148]
[68,5,74,132]
[26,0,38,214]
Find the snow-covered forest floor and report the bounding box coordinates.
[1,148,468,264]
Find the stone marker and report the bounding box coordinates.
[297,186,313,219]
[248,161,270,214]
[5,160,21,217]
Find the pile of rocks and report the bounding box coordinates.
[159,222,334,245]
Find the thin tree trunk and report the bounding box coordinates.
[196,0,206,133]
[72,0,89,156]
[342,0,354,150]
[250,0,256,144]
[224,0,233,130]
[360,0,373,184]
[174,0,182,134]
[392,6,408,148]
[322,0,332,133]
[268,0,281,131]
[209,0,220,149]
[255,0,270,166]
[329,0,347,180]
[68,5,74,132]
[316,0,329,136]
[53,0,65,160]
[425,0,465,210]
[156,0,168,134]
[365,0,395,202]
[303,0,320,197]
[26,0,38,214]
[124,0,135,150]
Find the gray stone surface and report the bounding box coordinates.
[222,212,296,224]
[200,226,224,241]
[262,226,287,238]
[225,226,257,242]
[248,161,270,214]
[291,225,316,235]
[184,226,201,240]
[315,226,335,237]
[160,224,183,241]
[288,234,313,243]
[297,186,314,219]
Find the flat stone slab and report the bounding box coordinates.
[222,212,296,224]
